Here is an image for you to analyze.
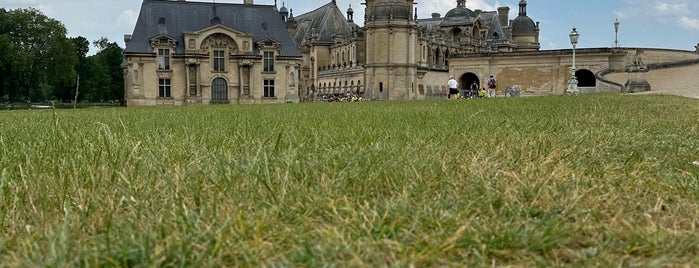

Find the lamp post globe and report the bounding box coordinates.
[567,27,580,95]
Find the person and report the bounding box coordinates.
[478,87,486,98]
[469,81,479,99]
[486,75,497,98]
[447,76,459,99]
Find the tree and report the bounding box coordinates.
[80,38,124,102]
[0,8,77,102]
[53,36,90,102]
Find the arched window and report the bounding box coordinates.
[211,78,228,103]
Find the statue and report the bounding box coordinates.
[633,49,644,68]
[695,43,698,53]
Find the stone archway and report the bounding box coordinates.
[576,69,596,87]
[459,72,480,90]
[211,77,228,104]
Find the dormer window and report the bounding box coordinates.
[263,51,275,72]
[258,38,280,73]
[150,35,176,71]
[158,48,170,70]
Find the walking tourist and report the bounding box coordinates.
[448,76,459,99]
[470,81,479,99]
[486,75,497,98]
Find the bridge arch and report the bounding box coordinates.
[576,69,596,87]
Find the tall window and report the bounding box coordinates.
[263,51,274,72]
[158,49,170,70]
[212,78,228,101]
[159,79,171,98]
[264,79,275,97]
[213,50,225,71]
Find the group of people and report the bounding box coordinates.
[447,75,497,99]
[318,91,364,102]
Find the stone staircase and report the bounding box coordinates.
[603,61,699,99]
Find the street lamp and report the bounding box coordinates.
[567,27,580,95]
[613,19,620,48]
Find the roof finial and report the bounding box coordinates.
[457,0,466,8]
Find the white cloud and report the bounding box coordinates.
[4,0,37,4]
[613,10,628,19]
[418,0,496,17]
[620,0,696,18]
[35,4,53,17]
[679,16,699,30]
[655,3,688,15]
[117,10,139,28]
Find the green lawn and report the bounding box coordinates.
[1,94,698,266]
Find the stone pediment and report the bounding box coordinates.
[257,38,281,50]
[191,24,252,38]
[149,34,177,49]
[184,24,254,54]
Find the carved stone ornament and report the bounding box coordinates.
[257,38,281,50]
[200,33,238,53]
[150,36,177,48]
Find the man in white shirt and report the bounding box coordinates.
[448,76,459,99]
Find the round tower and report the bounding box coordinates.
[511,0,540,51]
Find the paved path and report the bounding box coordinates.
[605,63,699,99]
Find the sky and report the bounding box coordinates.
[2,0,698,54]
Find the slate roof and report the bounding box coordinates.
[417,18,443,34]
[290,2,354,46]
[125,0,301,57]
[418,11,507,41]
[512,15,536,36]
[477,12,507,41]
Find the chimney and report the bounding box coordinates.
[497,7,510,27]
[244,0,253,4]
[124,34,132,45]
[431,13,440,19]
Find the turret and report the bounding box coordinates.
[347,5,354,22]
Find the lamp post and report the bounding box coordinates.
[613,19,620,48]
[567,27,580,95]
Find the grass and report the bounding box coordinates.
[0,93,698,266]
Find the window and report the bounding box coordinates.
[263,51,274,72]
[213,50,225,71]
[212,78,228,101]
[158,49,170,70]
[158,79,171,98]
[264,79,275,98]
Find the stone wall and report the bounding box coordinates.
[449,47,698,96]
[625,48,699,66]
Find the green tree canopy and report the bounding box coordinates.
[80,39,124,102]
[0,8,77,102]
[0,8,124,104]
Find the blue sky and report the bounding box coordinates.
[3,0,697,54]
